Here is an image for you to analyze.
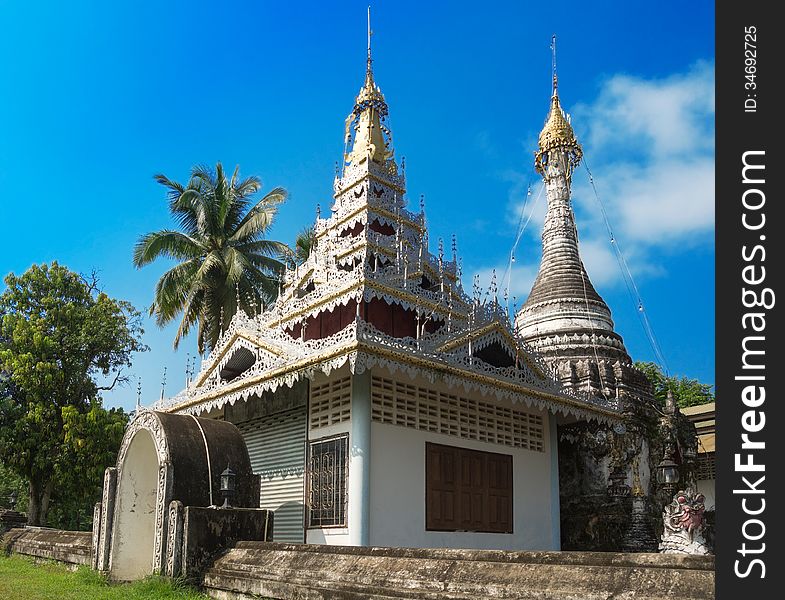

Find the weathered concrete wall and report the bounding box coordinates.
[202,542,715,600]
[3,528,92,567]
[177,506,274,582]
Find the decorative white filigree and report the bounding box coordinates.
[165,500,184,578]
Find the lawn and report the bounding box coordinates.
[0,554,211,600]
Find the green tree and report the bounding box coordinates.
[635,361,715,409]
[0,460,27,512]
[0,263,144,526]
[292,226,315,266]
[133,163,290,353]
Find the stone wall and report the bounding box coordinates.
[0,509,26,535]
[203,542,715,600]
[3,527,92,567]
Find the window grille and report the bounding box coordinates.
[695,451,716,481]
[371,376,544,452]
[309,376,351,429]
[307,434,348,528]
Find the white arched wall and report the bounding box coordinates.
[110,429,159,581]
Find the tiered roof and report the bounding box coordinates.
[155,37,619,423]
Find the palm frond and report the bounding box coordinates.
[133,231,204,267]
[230,187,287,243]
[149,259,202,325]
[172,288,205,350]
[294,226,316,265]
[235,239,291,259]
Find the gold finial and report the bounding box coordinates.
[345,5,392,167]
[534,36,582,177]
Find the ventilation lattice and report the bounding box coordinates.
[371,376,544,452]
[309,376,352,429]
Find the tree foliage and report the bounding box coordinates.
[634,361,715,409]
[0,460,27,512]
[292,226,315,266]
[134,163,290,353]
[0,263,144,526]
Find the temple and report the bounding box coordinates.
[152,23,621,551]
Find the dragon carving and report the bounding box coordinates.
[659,489,710,555]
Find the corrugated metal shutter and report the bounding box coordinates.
[238,407,306,543]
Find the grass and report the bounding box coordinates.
[0,554,211,600]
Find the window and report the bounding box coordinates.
[425,442,513,533]
[307,434,348,527]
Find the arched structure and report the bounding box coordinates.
[111,427,160,580]
[97,410,259,580]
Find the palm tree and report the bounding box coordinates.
[133,162,289,353]
[292,226,315,266]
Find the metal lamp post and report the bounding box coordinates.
[656,449,680,500]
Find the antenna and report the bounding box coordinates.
[367,5,373,65]
[136,377,142,411]
[160,366,167,401]
[550,34,558,94]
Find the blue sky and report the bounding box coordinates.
[0,1,715,412]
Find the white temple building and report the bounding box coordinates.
[154,29,619,552]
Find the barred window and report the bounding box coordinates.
[307,434,348,528]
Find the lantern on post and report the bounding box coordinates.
[220,465,236,508]
[656,448,680,499]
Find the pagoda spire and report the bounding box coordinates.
[344,6,394,168]
[516,46,630,378]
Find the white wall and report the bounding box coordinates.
[368,415,557,551]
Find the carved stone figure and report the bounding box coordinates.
[659,489,710,555]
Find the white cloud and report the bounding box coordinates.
[576,61,715,160]
[572,61,715,248]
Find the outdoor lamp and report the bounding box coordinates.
[657,450,680,499]
[220,465,236,508]
[9,490,17,509]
